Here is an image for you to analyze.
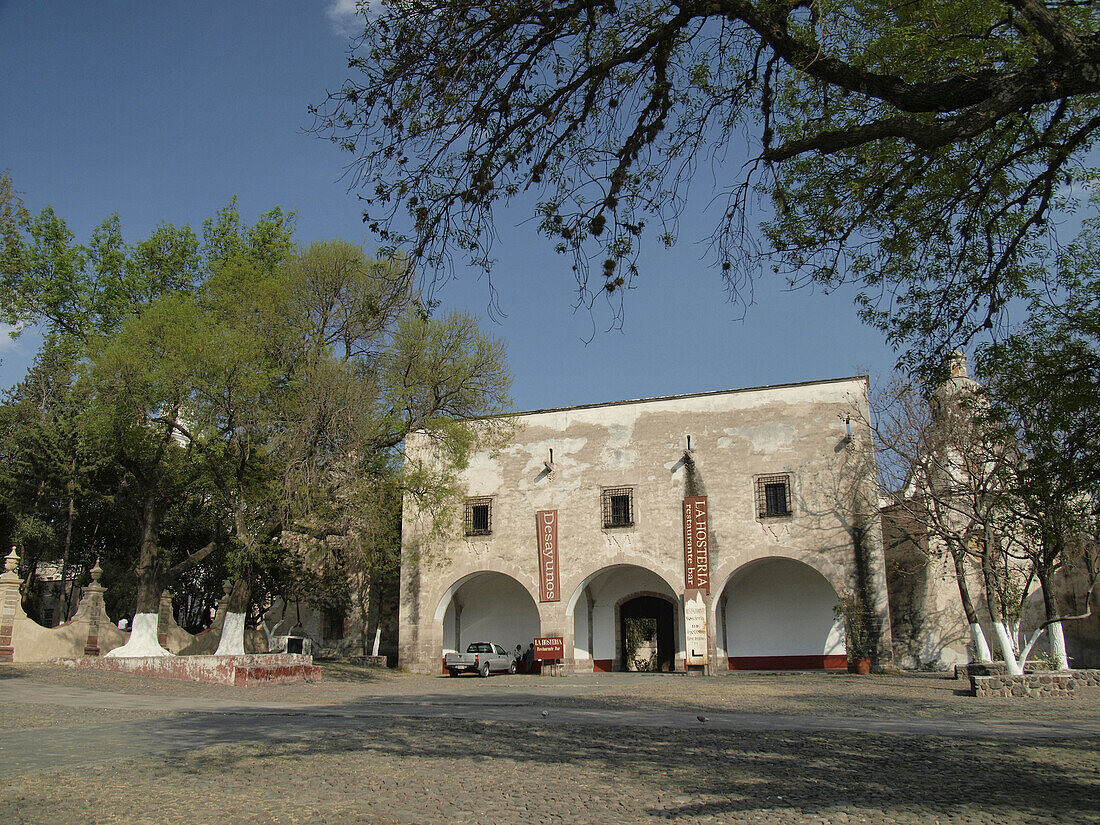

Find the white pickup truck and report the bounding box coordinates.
[445,642,516,677]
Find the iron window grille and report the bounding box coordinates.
[756,474,792,518]
[464,497,493,536]
[602,486,634,528]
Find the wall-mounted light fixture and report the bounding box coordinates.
[686,435,693,452]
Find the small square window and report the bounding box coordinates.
[464,497,493,536]
[602,486,634,528]
[756,474,792,518]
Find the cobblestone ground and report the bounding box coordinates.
[3,665,1099,825]
[5,719,1098,825]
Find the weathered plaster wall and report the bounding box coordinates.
[400,377,893,674]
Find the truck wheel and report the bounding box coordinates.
[480,662,490,678]
[448,668,459,677]
[508,661,517,675]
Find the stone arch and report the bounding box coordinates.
[614,590,678,672]
[712,547,851,608]
[565,562,679,618]
[566,564,680,672]
[717,556,846,670]
[436,570,541,662]
[433,562,538,622]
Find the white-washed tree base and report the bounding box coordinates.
[970,622,993,662]
[104,613,173,658]
[372,626,382,658]
[215,611,246,656]
[1048,622,1071,671]
[991,621,1024,675]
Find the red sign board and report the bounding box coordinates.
[683,496,710,594]
[536,510,560,602]
[533,636,564,660]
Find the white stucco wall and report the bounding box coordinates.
[720,558,845,657]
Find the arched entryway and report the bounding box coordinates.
[618,594,676,672]
[438,572,540,665]
[718,557,845,670]
[568,564,680,672]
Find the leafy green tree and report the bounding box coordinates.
[314,0,1100,370]
[0,343,124,619]
[0,200,296,649]
[0,171,27,302]
[0,195,294,349]
[108,240,511,653]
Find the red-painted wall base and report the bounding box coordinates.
[593,659,614,673]
[728,654,846,671]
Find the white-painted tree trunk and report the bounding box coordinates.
[215,611,246,656]
[1008,620,1022,657]
[104,613,173,658]
[1048,622,1070,670]
[991,621,1023,675]
[261,619,276,649]
[969,622,993,662]
[371,626,382,658]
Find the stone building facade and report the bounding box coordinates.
[399,377,893,674]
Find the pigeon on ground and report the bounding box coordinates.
[541,710,549,717]
[697,715,708,723]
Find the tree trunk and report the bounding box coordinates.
[1037,565,1071,670]
[1048,621,1070,670]
[215,578,252,656]
[58,472,75,621]
[990,621,1023,675]
[369,577,384,657]
[105,492,172,658]
[134,491,164,615]
[980,540,1021,674]
[951,546,992,661]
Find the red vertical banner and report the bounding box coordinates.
[683,496,710,594]
[536,510,560,602]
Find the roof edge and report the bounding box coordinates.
[475,375,870,422]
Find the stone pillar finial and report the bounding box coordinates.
[223,580,233,597]
[90,559,103,584]
[4,547,18,573]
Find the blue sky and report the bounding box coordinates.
[1,1,897,411]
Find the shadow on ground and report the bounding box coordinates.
[142,713,1098,822]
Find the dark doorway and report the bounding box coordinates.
[620,596,675,672]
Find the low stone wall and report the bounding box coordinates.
[955,662,1009,679]
[61,653,323,686]
[956,661,1065,679]
[971,669,1100,698]
[0,549,266,662]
